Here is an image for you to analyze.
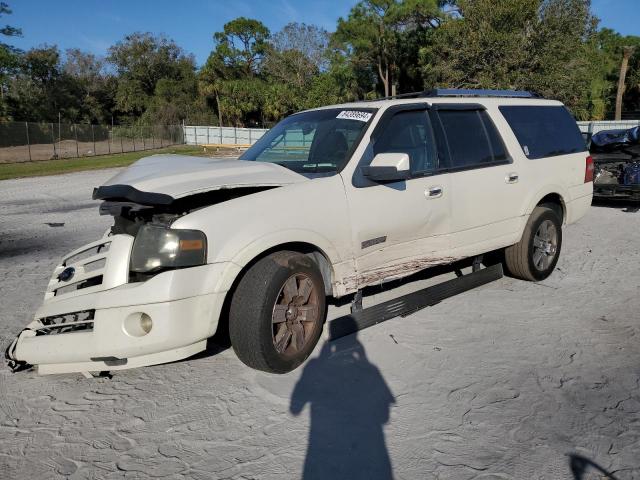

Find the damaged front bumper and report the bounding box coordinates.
[6,234,232,375]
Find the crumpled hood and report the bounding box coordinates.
[96,154,307,202]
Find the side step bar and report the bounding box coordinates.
[327,263,503,341]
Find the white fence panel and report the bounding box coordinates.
[577,120,640,135]
[184,125,268,146]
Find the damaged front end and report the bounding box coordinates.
[6,154,307,375]
[591,126,640,201]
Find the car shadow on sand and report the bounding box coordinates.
[289,317,395,480]
[591,197,640,213]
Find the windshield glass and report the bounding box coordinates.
[239,108,376,175]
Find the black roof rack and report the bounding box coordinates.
[364,88,540,102]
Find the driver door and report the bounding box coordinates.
[342,104,452,288]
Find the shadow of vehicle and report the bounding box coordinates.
[290,317,395,480]
[591,197,640,213]
[568,453,620,480]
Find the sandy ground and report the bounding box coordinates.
[1,168,639,479]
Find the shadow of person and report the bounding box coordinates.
[568,453,619,480]
[290,317,395,480]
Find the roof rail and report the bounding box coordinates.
[427,88,539,98]
[364,88,540,102]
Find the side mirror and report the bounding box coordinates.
[361,152,411,182]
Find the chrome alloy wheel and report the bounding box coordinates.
[532,219,558,271]
[271,273,321,356]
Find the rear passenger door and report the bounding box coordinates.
[431,104,523,255]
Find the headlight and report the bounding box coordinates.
[130,224,207,273]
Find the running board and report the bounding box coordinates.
[327,263,503,341]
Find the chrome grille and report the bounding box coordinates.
[43,234,133,302]
[46,238,111,299]
[35,310,95,336]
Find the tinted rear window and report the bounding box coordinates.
[499,105,586,159]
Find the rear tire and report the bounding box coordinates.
[504,206,562,281]
[229,251,326,373]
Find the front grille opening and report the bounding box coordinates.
[84,258,106,272]
[36,310,95,336]
[65,243,110,266]
[55,275,103,296]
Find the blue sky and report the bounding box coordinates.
[6,0,640,67]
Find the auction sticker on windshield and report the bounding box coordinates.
[336,110,373,122]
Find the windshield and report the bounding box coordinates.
[239,108,376,175]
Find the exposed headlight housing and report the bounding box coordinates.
[130,224,207,273]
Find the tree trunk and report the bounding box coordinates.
[615,46,635,121]
[215,92,223,127]
[378,58,390,97]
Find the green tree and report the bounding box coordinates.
[625,48,640,116]
[213,17,270,77]
[420,0,597,119]
[6,46,64,121]
[201,18,271,126]
[260,24,330,117]
[334,0,443,97]
[63,49,116,123]
[108,32,199,124]
[0,1,21,118]
[270,22,330,71]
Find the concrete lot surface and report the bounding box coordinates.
[1,168,639,479]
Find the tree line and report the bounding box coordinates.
[0,0,638,127]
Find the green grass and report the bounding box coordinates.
[0,145,205,181]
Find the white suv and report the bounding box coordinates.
[7,89,593,375]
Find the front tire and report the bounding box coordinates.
[229,251,326,373]
[504,206,562,281]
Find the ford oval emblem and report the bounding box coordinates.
[58,267,75,282]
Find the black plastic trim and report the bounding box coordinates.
[361,165,412,182]
[328,263,504,340]
[431,103,486,111]
[93,185,175,206]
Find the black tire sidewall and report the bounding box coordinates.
[234,253,326,373]
[526,209,562,281]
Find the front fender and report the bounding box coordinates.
[211,229,351,295]
[171,175,354,295]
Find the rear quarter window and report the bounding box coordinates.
[499,105,586,159]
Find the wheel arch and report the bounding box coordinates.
[536,192,566,224]
[523,185,567,221]
[236,241,335,297]
[212,241,335,343]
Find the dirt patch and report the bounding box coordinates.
[0,138,177,163]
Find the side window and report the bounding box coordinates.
[499,105,587,159]
[373,109,437,175]
[437,109,508,168]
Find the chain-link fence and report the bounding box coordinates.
[0,122,184,164]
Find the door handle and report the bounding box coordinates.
[505,172,519,184]
[426,186,443,198]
